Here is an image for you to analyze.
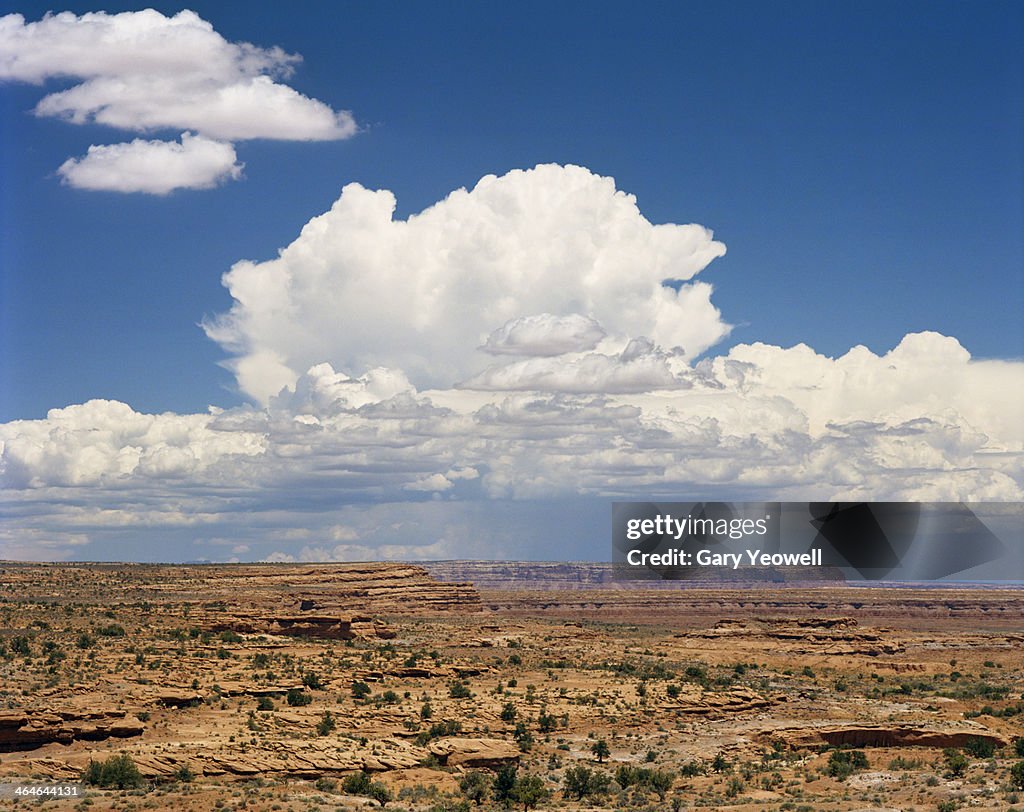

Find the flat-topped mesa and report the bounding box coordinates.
[193,562,479,606]
[193,562,481,639]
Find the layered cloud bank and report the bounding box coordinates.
[1,165,1021,560]
[0,9,354,192]
[2,334,1021,560]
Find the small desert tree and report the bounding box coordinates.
[943,748,969,779]
[368,781,392,807]
[510,774,548,811]
[648,768,675,800]
[562,765,610,801]
[494,763,518,804]
[459,770,493,805]
[591,738,610,762]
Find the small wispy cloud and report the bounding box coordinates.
[56,132,242,194]
[0,9,355,193]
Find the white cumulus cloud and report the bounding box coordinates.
[0,9,355,192]
[204,164,730,401]
[57,132,242,194]
[0,162,1020,560]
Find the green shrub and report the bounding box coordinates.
[725,776,744,798]
[537,708,557,732]
[173,763,194,783]
[8,636,30,657]
[943,748,969,778]
[964,736,996,759]
[316,710,336,736]
[415,718,462,746]
[302,670,324,690]
[82,754,143,789]
[562,766,610,800]
[367,781,392,807]
[458,770,492,805]
[827,749,868,780]
[286,688,312,706]
[342,770,372,794]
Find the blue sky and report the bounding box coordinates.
[0,3,1022,563]
[3,1,1021,419]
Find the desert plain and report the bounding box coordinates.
[1,561,1022,811]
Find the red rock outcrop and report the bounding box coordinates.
[186,563,481,640]
[764,725,1008,750]
[0,710,143,752]
[427,737,521,768]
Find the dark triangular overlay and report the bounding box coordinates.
[908,503,1006,580]
[809,502,906,579]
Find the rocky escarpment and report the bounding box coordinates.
[202,612,397,640]
[0,562,481,641]
[684,616,904,656]
[0,710,143,752]
[189,563,480,639]
[659,686,780,716]
[193,563,481,613]
[14,734,521,781]
[763,724,1008,751]
[0,561,480,615]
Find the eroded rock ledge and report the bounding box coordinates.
[0,710,143,752]
[763,724,1008,750]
